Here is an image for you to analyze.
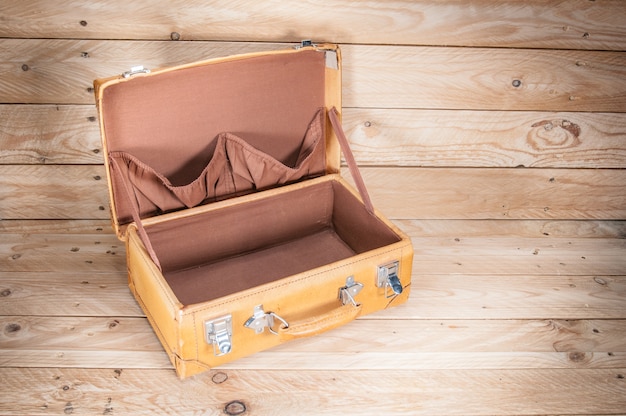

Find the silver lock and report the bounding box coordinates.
[339,276,363,306]
[204,315,233,356]
[244,305,289,335]
[377,261,403,298]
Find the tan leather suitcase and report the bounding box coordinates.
[94,42,413,378]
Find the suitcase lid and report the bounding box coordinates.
[94,43,341,239]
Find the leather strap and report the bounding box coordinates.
[278,303,362,341]
[328,107,375,215]
[109,156,162,271]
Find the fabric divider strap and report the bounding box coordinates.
[109,156,163,271]
[328,107,375,215]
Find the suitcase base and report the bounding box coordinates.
[126,175,413,377]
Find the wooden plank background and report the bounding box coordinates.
[1,1,625,415]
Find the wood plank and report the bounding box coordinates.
[0,367,624,415]
[410,237,626,275]
[0,232,124,272]
[0,105,101,164]
[2,271,623,320]
[342,44,626,112]
[0,316,170,369]
[0,272,141,317]
[1,0,625,51]
[384,275,626,320]
[0,165,109,220]
[2,165,625,220]
[2,39,626,112]
[396,219,626,239]
[356,167,626,220]
[1,316,624,370]
[343,109,626,168]
[0,219,111,233]
[3,219,625,239]
[4,105,625,169]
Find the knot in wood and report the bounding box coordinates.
[4,323,21,333]
[224,400,247,415]
[568,351,588,363]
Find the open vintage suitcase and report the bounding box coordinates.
[94,42,413,378]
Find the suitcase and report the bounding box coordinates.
[94,42,413,378]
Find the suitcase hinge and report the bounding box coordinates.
[244,305,289,335]
[204,315,233,356]
[377,261,403,298]
[339,276,363,306]
[122,65,151,78]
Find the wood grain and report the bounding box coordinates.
[2,40,626,112]
[342,44,626,112]
[0,105,101,164]
[0,367,624,415]
[1,0,625,50]
[2,165,624,220]
[396,219,626,239]
[0,232,124,272]
[356,167,626,220]
[0,272,141,317]
[343,109,626,168]
[0,165,110,219]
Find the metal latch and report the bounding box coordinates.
[244,305,289,335]
[204,315,233,356]
[295,39,316,49]
[339,276,363,306]
[122,65,151,78]
[377,261,403,298]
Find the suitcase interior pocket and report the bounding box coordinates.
[145,179,401,306]
[109,109,326,223]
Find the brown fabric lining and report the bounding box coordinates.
[109,108,325,219]
[145,179,400,305]
[165,229,355,305]
[102,50,327,226]
[147,179,335,273]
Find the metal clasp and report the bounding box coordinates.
[244,305,289,335]
[339,276,363,306]
[204,315,232,356]
[377,261,403,298]
[294,39,316,49]
[122,65,151,78]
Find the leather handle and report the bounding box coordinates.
[278,303,362,341]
